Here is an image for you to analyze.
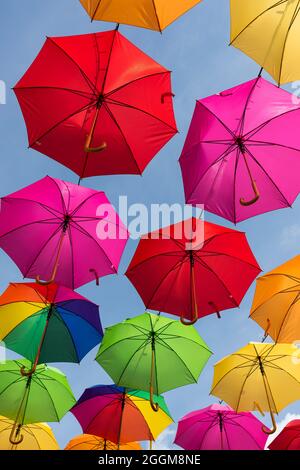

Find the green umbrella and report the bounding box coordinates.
[0,359,76,445]
[96,312,212,411]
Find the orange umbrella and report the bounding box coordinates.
[65,434,141,450]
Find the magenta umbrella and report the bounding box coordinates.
[180,77,300,223]
[0,176,128,289]
[174,404,269,450]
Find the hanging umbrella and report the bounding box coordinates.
[180,77,300,223]
[65,434,141,451]
[0,176,128,288]
[230,0,300,85]
[211,342,300,435]
[250,255,300,343]
[125,218,260,324]
[0,282,103,375]
[71,385,173,447]
[269,419,300,450]
[174,404,269,450]
[96,313,212,410]
[0,360,75,445]
[14,29,177,180]
[79,0,202,32]
[0,417,59,450]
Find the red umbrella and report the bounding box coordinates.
[126,218,261,324]
[269,420,300,450]
[14,28,177,180]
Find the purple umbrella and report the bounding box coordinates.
[0,176,128,289]
[174,404,269,450]
[180,77,300,223]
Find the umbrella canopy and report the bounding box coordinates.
[0,417,59,450]
[174,404,269,450]
[269,419,300,450]
[71,385,172,446]
[14,30,177,179]
[0,282,103,373]
[96,313,212,410]
[0,176,128,289]
[125,218,260,324]
[65,434,141,451]
[211,342,300,435]
[250,255,300,343]
[230,0,300,85]
[79,0,202,32]
[0,360,75,445]
[180,77,300,223]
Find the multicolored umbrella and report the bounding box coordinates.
[0,417,59,450]
[0,176,128,288]
[0,282,103,375]
[79,0,202,32]
[180,77,300,223]
[174,404,269,450]
[250,255,300,343]
[65,434,141,451]
[126,218,260,324]
[211,342,300,434]
[0,360,75,445]
[14,30,177,179]
[269,419,300,450]
[230,0,300,85]
[96,313,212,410]
[71,385,173,447]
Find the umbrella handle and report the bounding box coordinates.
[20,364,37,377]
[84,105,107,153]
[262,408,277,435]
[84,140,107,153]
[89,268,100,286]
[36,229,66,285]
[150,386,159,412]
[240,180,260,206]
[150,347,159,412]
[161,92,175,104]
[9,423,24,445]
[180,312,198,325]
[35,273,56,286]
[180,253,198,325]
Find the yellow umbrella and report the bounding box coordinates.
[211,342,300,434]
[0,417,59,450]
[250,255,300,343]
[65,434,141,450]
[230,0,300,85]
[79,0,202,32]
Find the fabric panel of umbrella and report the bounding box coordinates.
[269,419,300,450]
[65,434,141,451]
[0,417,59,450]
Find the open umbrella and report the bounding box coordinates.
[269,419,300,450]
[0,360,75,445]
[230,0,300,85]
[14,30,177,180]
[211,342,300,434]
[0,282,103,375]
[0,176,128,288]
[174,404,269,450]
[79,0,202,32]
[65,434,141,451]
[180,77,300,223]
[71,385,172,447]
[250,255,300,343]
[96,312,212,410]
[125,218,260,324]
[0,417,59,450]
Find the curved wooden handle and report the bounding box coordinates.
[240,180,260,206]
[161,92,175,104]
[150,387,159,412]
[20,364,37,377]
[150,348,159,412]
[35,274,55,286]
[180,312,198,325]
[84,141,107,153]
[9,425,23,445]
[262,407,277,435]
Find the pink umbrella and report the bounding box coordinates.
[180,77,300,223]
[174,404,269,450]
[0,176,128,289]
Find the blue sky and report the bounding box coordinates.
[1,0,300,450]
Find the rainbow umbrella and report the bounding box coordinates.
[79,0,202,32]
[65,434,141,451]
[0,176,128,288]
[71,385,173,448]
[174,404,269,450]
[96,313,212,410]
[0,360,75,445]
[0,282,103,375]
[0,417,59,450]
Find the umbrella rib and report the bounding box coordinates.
[235,363,260,411]
[277,1,300,85]
[57,304,102,336]
[244,106,300,141]
[224,416,266,449]
[196,415,220,449]
[69,191,104,217]
[0,218,61,242]
[105,72,169,99]
[199,246,260,271]
[149,314,160,396]
[115,338,151,385]
[246,140,300,153]
[1,195,63,218]
[49,177,68,215]
[91,0,102,21]
[196,101,236,139]
[32,375,61,422]
[14,85,95,100]
[230,0,288,45]
[47,37,97,94]
[210,358,255,396]
[238,75,262,137]
[151,0,162,32]
[53,311,81,363]
[67,225,75,291]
